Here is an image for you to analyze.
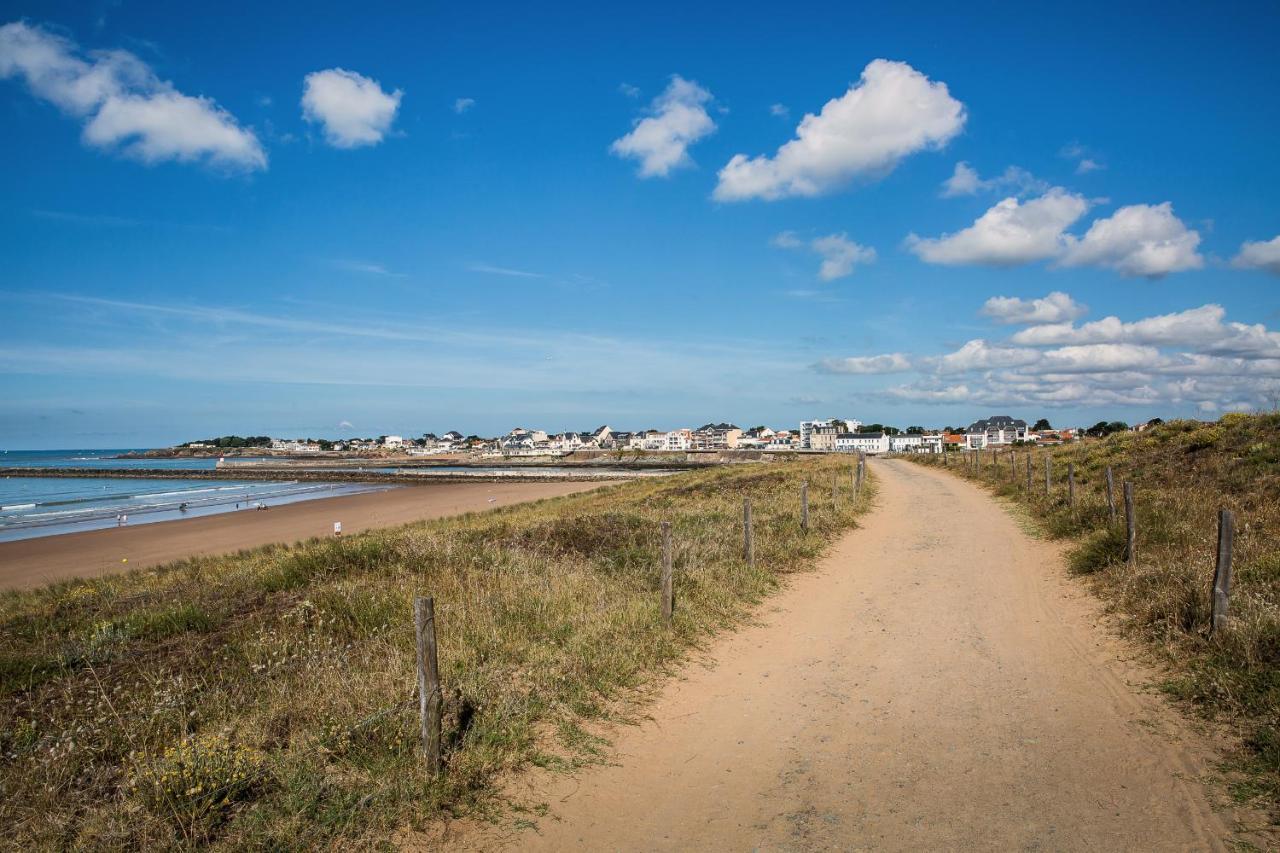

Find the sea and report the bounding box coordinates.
[0,449,389,542]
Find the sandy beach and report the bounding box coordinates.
[0,480,610,592]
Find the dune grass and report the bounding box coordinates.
[905,413,1280,816]
[0,455,873,849]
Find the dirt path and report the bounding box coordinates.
[441,458,1236,851]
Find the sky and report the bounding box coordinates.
[1,2,1279,448]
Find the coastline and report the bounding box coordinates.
[0,480,612,592]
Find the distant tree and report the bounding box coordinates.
[1085,421,1129,438]
[905,425,925,434]
[883,425,901,435]
[318,439,334,451]
[1148,417,1164,426]
[1033,418,1052,431]
[1107,421,1129,434]
[863,423,883,433]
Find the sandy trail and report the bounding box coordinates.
[449,458,1232,851]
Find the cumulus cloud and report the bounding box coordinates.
[813,353,911,374]
[906,189,1089,266]
[981,291,1087,325]
[940,162,1048,198]
[1010,304,1280,358]
[1232,235,1280,275]
[713,60,965,201]
[610,75,715,178]
[453,97,475,114]
[773,231,876,280]
[0,21,265,169]
[1039,343,1162,373]
[1060,202,1202,277]
[811,233,876,280]
[301,68,402,148]
[934,339,1040,373]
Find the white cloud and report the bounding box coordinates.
[1232,235,1280,275]
[713,59,965,201]
[770,230,803,249]
[0,21,265,169]
[770,102,789,118]
[618,82,641,98]
[1060,202,1202,277]
[1009,304,1280,359]
[1060,141,1104,174]
[772,231,876,280]
[301,68,402,148]
[1039,343,1162,373]
[934,339,1041,373]
[940,162,1047,198]
[467,262,547,279]
[981,291,1087,325]
[906,189,1089,266]
[610,75,715,178]
[814,353,911,374]
[453,97,475,114]
[811,233,876,280]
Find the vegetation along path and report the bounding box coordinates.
[460,458,1235,850]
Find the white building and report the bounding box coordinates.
[888,433,925,453]
[799,418,862,450]
[965,415,1029,449]
[382,435,405,449]
[836,432,890,455]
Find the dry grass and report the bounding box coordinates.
[0,456,872,850]
[906,412,1280,816]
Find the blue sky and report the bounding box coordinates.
[2,2,1279,448]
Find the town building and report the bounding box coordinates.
[799,418,862,450]
[836,432,890,455]
[964,415,1029,449]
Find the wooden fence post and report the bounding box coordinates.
[414,596,443,776]
[855,457,865,496]
[743,498,754,569]
[1123,482,1136,567]
[1211,509,1235,635]
[1010,451,1016,480]
[800,481,810,531]
[1044,455,1052,494]
[1105,466,1117,524]
[1067,462,1075,508]
[1025,456,1032,493]
[661,521,674,624]
[832,470,839,508]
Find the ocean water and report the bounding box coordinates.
[0,450,388,542]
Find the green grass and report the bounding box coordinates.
[0,456,873,849]
[905,412,1280,819]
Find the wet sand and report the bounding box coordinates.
[0,481,611,592]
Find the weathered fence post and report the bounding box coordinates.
[800,481,810,531]
[1067,462,1075,508]
[1044,455,1052,494]
[1105,466,1117,524]
[1211,508,1235,635]
[1010,451,1017,480]
[1123,481,1137,567]
[661,521,674,624]
[743,498,754,569]
[832,470,839,508]
[855,457,865,496]
[414,596,443,776]
[1025,456,1032,493]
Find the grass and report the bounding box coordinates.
[904,412,1280,817]
[0,455,873,850]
